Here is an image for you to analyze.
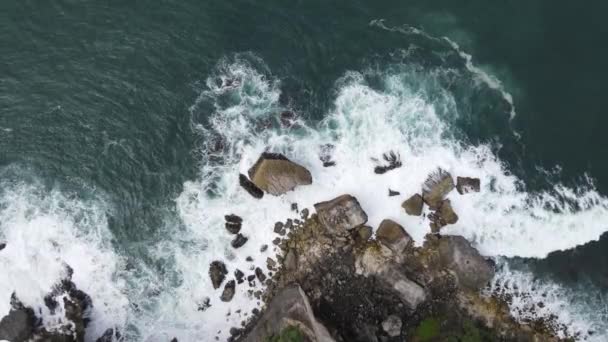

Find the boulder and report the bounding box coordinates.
[422,169,455,209]
[354,225,373,243]
[239,174,264,199]
[225,214,243,234]
[314,195,368,234]
[209,261,228,289]
[248,153,312,196]
[381,315,402,337]
[437,236,495,291]
[0,242,6,251]
[456,176,481,194]
[376,219,412,254]
[231,234,248,248]
[241,285,335,342]
[220,280,236,302]
[429,200,459,232]
[0,295,35,342]
[401,194,423,216]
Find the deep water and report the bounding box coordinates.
[1,1,607,341]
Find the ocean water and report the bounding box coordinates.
[1,1,608,341]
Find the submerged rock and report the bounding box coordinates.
[209,261,228,289]
[381,315,402,337]
[422,168,455,209]
[376,219,412,254]
[314,194,368,233]
[438,236,495,291]
[221,280,236,302]
[401,194,423,216]
[231,233,248,248]
[456,176,481,194]
[239,173,264,199]
[248,153,312,196]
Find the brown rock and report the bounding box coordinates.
[457,176,481,194]
[402,194,423,216]
[314,194,368,233]
[376,219,412,254]
[248,153,312,196]
[422,168,455,209]
[239,174,264,199]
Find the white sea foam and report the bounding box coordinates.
[169,53,608,341]
[0,176,129,341]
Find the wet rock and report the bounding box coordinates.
[231,234,248,248]
[260,244,268,252]
[235,269,245,284]
[209,261,228,289]
[438,235,495,291]
[225,222,242,235]
[247,152,312,196]
[388,189,400,197]
[319,144,336,167]
[96,328,119,342]
[239,174,264,199]
[374,151,402,174]
[221,280,236,302]
[0,295,35,342]
[457,176,481,194]
[291,202,298,212]
[381,315,402,337]
[225,214,243,224]
[376,219,412,254]
[354,225,373,243]
[273,222,285,236]
[429,200,459,232]
[170,338,178,342]
[301,208,310,220]
[401,193,423,216]
[272,237,281,245]
[314,194,368,233]
[255,267,267,282]
[284,249,298,272]
[422,168,455,209]
[0,242,5,251]
[197,297,211,312]
[246,256,254,262]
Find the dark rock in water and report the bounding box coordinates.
[402,193,423,216]
[170,338,178,342]
[314,194,368,233]
[388,189,400,197]
[429,200,459,232]
[273,222,286,236]
[239,174,264,199]
[96,328,120,342]
[319,144,336,167]
[255,267,267,282]
[354,225,373,243]
[376,219,412,254]
[246,256,254,262]
[209,261,228,289]
[260,244,268,252]
[231,234,248,248]
[291,202,298,212]
[457,176,481,194]
[0,242,6,251]
[381,315,402,337]
[279,110,297,128]
[422,168,455,209]
[197,297,211,312]
[247,152,312,196]
[438,235,495,291]
[221,280,236,302]
[300,208,309,220]
[235,269,245,284]
[0,295,35,342]
[225,221,242,235]
[374,151,402,174]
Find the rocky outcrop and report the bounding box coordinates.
[0,294,35,342]
[209,261,228,289]
[375,219,412,254]
[248,153,312,195]
[401,194,423,216]
[456,176,481,194]
[240,285,335,342]
[437,235,495,291]
[239,173,264,199]
[314,195,368,234]
[422,168,455,209]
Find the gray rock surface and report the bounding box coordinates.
[438,236,495,291]
[422,168,455,209]
[248,153,312,196]
[314,195,368,233]
[456,176,481,194]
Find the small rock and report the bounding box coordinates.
[0,298,35,342]
[429,199,458,232]
[0,242,5,251]
[225,222,242,234]
[235,269,245,284]
[260,244,268,252]
[319,144,336,167]
[231,234,248,248]
[291,203,298,212]
[301,208,309,220]
[402,194,423,216]
[374,151,402,174]
[209,261,228,289]
[248,152,312,196]
[381,315,402,337]
[422,168,455,209]
[266,258,277,269]
[246,256,254,262]
[255,268,266,282]
[197,297,211,312]
[96,328,120,342]
[272,238,281,245]
[239,174,264,199]
[225,214,243,224]
[170,338,178,342]
[388,189,400,197]
[376,219,412,254]
[220,280,236,302]
[314,194,368,233]
[456,176,481,194]
[284,249,298,271]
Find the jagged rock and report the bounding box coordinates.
[376,219,412,254]
[457,176,481,194]
[284,249,298,272]
[374,151,402,174]
[241,285,335,342]
[314,194,368,233]
[247,153,312,196]
[354,225,373,243]
[239,174,264,199]
[429,200,459,232]
[231,234,248,248]
[235,269,245,284]
[209,261,228,289]
[381,315,402,337]
[438,236,495,291]
[221,280,236,302]
[0,295,35,342]
[0,242,5,251]
[225,214,243,234]
[388,189,400,197]
[401,194,423,216]
[422,168,455,209]
[255,267,267,282]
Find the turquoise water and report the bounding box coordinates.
[1,1,607,341]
